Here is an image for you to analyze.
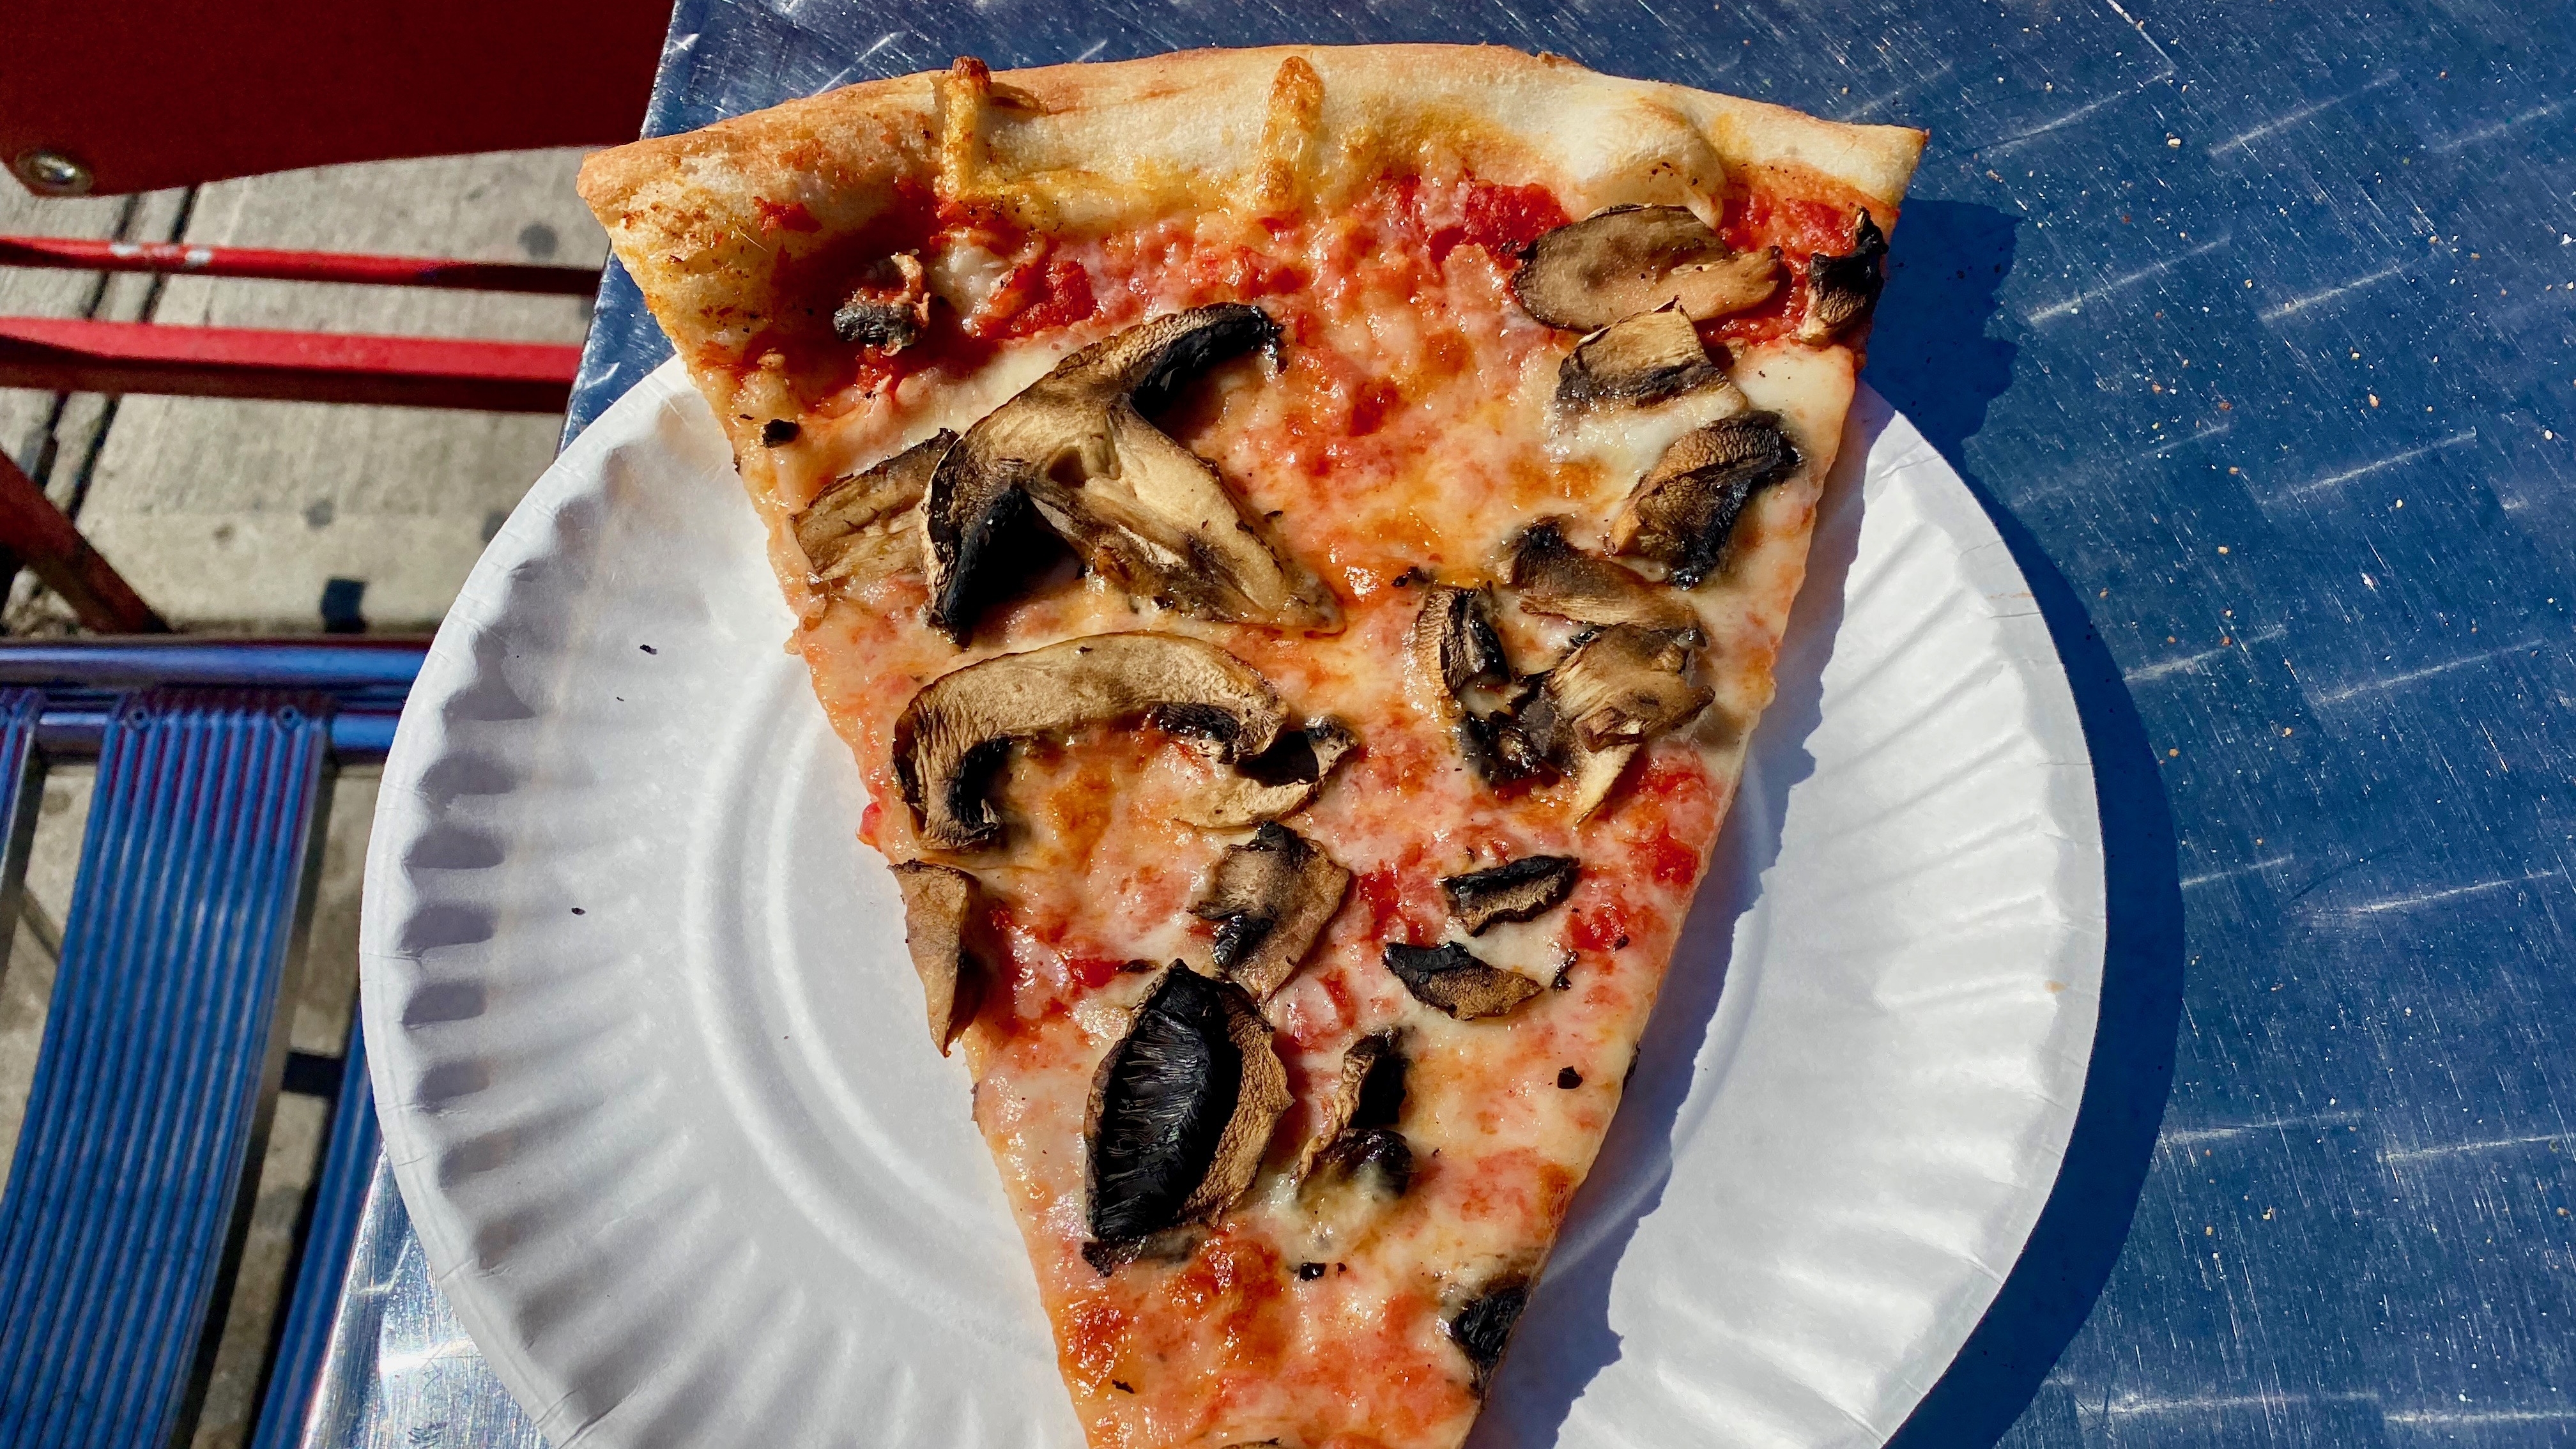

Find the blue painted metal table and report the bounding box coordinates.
[308,2,2576,1445]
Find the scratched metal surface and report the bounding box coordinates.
[318,1,2576,1445]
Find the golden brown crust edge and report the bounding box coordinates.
[576,44,1924,385]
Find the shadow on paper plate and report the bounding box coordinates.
[1465,198,2187,1449]
[1876,200,2188,1448]
[1462,338,1874,1449]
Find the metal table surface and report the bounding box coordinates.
[307,2,2576,1446]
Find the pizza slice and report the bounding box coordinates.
[579,45,1920,1449]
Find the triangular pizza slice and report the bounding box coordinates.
[580,45,1920,1449]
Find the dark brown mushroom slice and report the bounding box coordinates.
[1084,966,1291,1272]
[1552,304,1721,415]
[889,859,988,1054]
[793,429,956,592]
[1506,519,1701,637]
[1409,585,1549,784]
[1296,1029,1409,1179]
[1178,717,1358,830]
[1510,206,1781,332]
[893,633,1285,850]
[1193,822,1351,1000]
[1382,941,1546,1020]
[833,251,931,352]
[1798,211,1889,343]
[1610,410,1801,588]
[1445,1276,1532,1393]
[922,303,1338,645]
[1440,855,1579,935]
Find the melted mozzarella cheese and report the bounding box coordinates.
[766,173,1853,1449]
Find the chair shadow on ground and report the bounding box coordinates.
[1468,199,2189,1449]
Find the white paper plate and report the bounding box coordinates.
[362,359,2103,1449]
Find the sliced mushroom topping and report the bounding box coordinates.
[1382,941,1545,1020]
[1563,742,1641,821]
[1798,211,1888,343]
[794,429,956,592]
[1440,855,1579,935]
[893,633,1286,850]
[1506,520,1701,636]
[1409,585,1538,782]
[1296,1030,1408,1177]
[1552,305,1720,415]
[1499,625,1710,819]
[1510,206,1781,332]
[1528,626,1712,752]
[1084,967,1291,1272]
[1408,584,1510,700]
[1193,823,1351,1000]
[923,304,1338,645]
[1445,1276,1532,1393]
[833,251,931,352]
[889,860,988,1054]
[1176,718,1357,831]
[1610,410,1801,587]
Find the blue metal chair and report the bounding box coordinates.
[0,640,420,1449]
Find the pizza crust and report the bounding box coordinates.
[578,45,1923,393]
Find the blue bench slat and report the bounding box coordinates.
[0,690,329,1449]
[0,692,44,972]
[247,1009,377,1449]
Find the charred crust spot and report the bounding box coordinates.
[1558,1067,1583,1089]
[761,418,799,446]
[1446,1278,1531,1392]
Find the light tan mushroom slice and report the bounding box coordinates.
[1510,206,1781,332]
[1506,625,1711,820]
[923,303,1339,644]
[1506,519,1701,636]
[794,430,956,592]
[1177,718,1358,831]
[1609,410,1801,588]
[1025,406,1330,627]
[1193,822,1351,1000]
[1552,304,1721,415]
[1408,584,1510,703]
[893,633,1286,850]
[1295,1029,1407,1179]
[889,859,987,1054]
[1542,625,1713,751]
[1567,742,1641,821]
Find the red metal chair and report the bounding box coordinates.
[0,0,662,634]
